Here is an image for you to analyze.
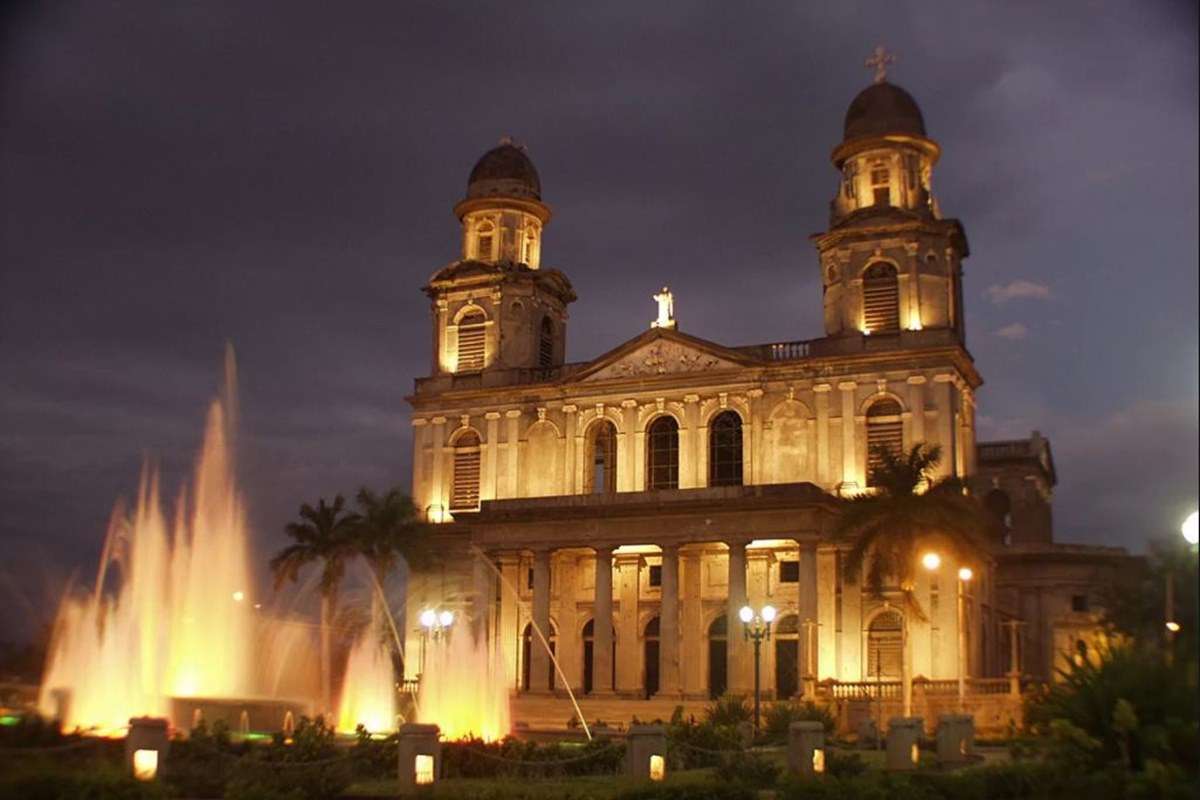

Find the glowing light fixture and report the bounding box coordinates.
[414,754,435,785]
[812,748,826,774]
[649,754,665,781]
[1183,511,1199,545]
[438,610,454,628]
[957,567,973,582]
[1166,621,1181,633]
[739,605,754,624]
[761,605,777,624]
[232,591,245,603]
[419,609,437,628]
[921,552,941,571]
[910,742,920,765]
[132,749,159,781]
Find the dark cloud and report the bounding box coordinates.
[1,1,1196,640]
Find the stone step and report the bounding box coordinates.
[510,693,712,731]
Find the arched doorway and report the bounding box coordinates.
[521,621,557,692]
[643,616,660,699]
[774,614,799,699]
[708,616,727,699]
[866,610,903,680]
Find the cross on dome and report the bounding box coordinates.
[865,46,895,84]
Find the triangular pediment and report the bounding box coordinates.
[570,328,754,383]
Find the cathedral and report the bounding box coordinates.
[401,68,1134,731]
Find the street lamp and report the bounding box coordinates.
[739,604,776,736]
[956,567,973,712]
[418,608,454,674]
[1182,510,1198,545]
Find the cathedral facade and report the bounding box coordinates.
[402,76,1132,724]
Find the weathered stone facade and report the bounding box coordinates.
[402,79,1133,727]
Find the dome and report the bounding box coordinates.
[466,141,542,201]
[842,82,926,141]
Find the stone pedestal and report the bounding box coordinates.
[787,720,826,777]
[625,724,668,782]
[886,717,923,771]
[125,717,169,781]
[397,723,441,789]
[936,714,974,764]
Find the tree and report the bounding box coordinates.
[351,487,434,585]
[269,495,358,714]
[836,443,993,619]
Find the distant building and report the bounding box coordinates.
[402,71,1134,726]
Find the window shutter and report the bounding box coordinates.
[451,434,481,511]
[456,314,486,372]
[862,264,900,332]
[866,398,904,484]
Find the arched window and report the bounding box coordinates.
[538,317,555,368]
[862,263,900,333]
[865,398,903,486]
[984,489,1013,545]
[456,311,487,372]
[774,614,800,699]
[707,616,727,699]
[585,420,618,494]
[475,221,495,261]
[521,621,556,692]
[708,411,743,487]
[866,610,903,679]
[581,618,615,695]
[646,416,679,490]
[450,431,481,511]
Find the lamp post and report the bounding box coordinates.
[1166,511,1197,662]
[418,608,454,675]
[739,604,776,736]
[956,567,973,712]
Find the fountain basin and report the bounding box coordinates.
[169,696,313,736]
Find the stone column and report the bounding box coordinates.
[932,374,956,480]
[814,384,831,487]
[431,416,447,512]
[593,547,615,694]
[497,553,521,688]
[816,547,838,679]
[483,412,501,501]
[471,551,492,644]
[747,388,763,484]
[683,395,700,488]
[726,540,752,693]
[680,550,704,696]
[504,410,521,498]
[747,549,773,695]
[615,553,642,693]
[838,382,858,490]
[529,549,552,692]
[562,405,578,494]
[658,544,681,696]
[797,545,818,694]
[906,376,926,444]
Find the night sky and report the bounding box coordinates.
[1,2,1196,642]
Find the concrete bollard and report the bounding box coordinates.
[397,723,441,789]
[126,717,170,781]
[855,716,879,749]
[625,724,668,782]
[886,717,923,771]
[936,714,974,764]
[787,720,826,777]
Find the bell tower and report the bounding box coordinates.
[424,139,575,376]
[812,52,968,341]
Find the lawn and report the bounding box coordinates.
[345,767,720,799]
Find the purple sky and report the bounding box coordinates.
[1,1,1196,641]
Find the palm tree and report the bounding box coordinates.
[351,487,434,584]
[834,443,994,716]
[270,495,358,714]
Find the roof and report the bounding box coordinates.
[465,142,542,201]
[978,431,1057,486]
[843,81,927,141]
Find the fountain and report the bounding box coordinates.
[335,604,397,735]
[416,624,509,742]
[37,351,314,734]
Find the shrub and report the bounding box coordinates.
[223,717,352,800]
[823,748,867,778]
[704,694,752,727]
[761,700,836,744]
[664,706,741,770]
[0,757,169,800]
[441,736,624,779]
[715,749,779,788]
[617,783,756,800]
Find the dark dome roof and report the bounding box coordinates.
[466,142,542,201]
[843,82,926,141]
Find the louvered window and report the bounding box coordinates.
[646,416,679,490]
[450,432,481,511]
[456,312,486,372]
[538,317,554,368]
[871,167,890,206]
[862,263,900,333]
[867,611,903,678]
[866,398,904,486]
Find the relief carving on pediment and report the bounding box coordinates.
[587,341,735,380]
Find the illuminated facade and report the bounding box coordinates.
[403,76,1131,723]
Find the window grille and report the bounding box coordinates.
[862,263,900,332]
[456,312,486,371]
[538,317,554,368]
[647,416,679,490]
[779,561,800,583]
[450,432,481,511]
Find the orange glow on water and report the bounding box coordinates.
[417,627,510,742]
[336,616,397,735]
[38,356,257,733]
